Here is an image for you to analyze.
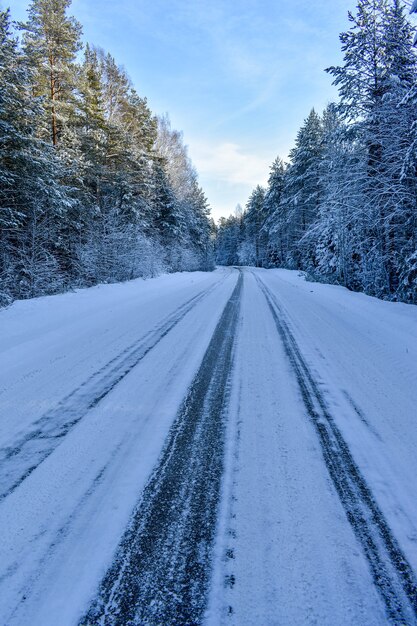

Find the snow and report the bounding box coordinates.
[207,271,388,624]
[1,267,417,624]
[207,269,417,624]
[0,270,225,448]
[0,268,237,625]
[260,269,417,573]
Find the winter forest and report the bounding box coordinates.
[217,0,417,304]
[0,0,214,307]
[2,0,417,307]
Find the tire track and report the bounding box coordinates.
[80,272,243,626]
[0,278,226,502]
[256,274,417,625]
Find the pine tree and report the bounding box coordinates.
[154,115,214,270]
[19,0,85,283]
[20,0,82,147]
[0,9,72,303]
[0,2,216,304]
[385,0,417,300]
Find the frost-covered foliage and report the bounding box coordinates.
[0,2,214,306]
[216,0,417,303]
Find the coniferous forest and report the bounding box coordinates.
[216,0,417,304]
[0,0,214,307]
[2,0,417,306]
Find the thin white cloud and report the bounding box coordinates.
[187,135,295,220]
[191,141,270,187]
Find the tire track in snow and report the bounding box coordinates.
[0,277,226,502]
[256,274,417,625]
[81,272,243,626]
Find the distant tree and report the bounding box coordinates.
[241,186,267,267]
[262,157,287,266]
[216,215,240,266]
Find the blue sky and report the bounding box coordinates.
[6,0,357,219]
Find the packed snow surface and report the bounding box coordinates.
[0,267,416,625]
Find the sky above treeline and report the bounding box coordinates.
[7,0,359,220]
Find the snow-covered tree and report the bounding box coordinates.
[262,157,287,266]
[282,109,324,268]
[20,0,82,147]
[238,186,266,267]
[1,3,214,305]
[227,1,417,303]
[0,9,73,303]
[327,0,417,297]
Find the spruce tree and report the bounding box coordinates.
[216,215,240,266]
[284,109,323,268]
[262,157,287,266]
[241,186,267,267]
[327,0,417,297]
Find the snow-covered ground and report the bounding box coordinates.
[208,269,417,625]
[0,267,416,625]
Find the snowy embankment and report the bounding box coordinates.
[0,267,417,625]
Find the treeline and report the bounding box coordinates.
[217,0,417,303]
[0,1,214,306]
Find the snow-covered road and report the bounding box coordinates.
[0,267,416,625]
